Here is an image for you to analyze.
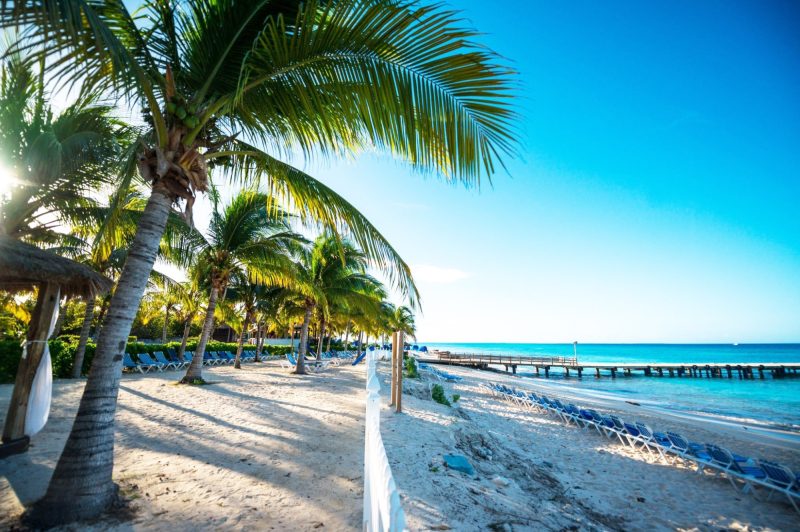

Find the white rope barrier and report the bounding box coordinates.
[363,350,406,532]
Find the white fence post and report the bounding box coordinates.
[363,350,406,532]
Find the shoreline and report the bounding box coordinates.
[420,353,800,435]
[437,362,800,459]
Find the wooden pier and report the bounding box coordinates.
[428,351,800,380]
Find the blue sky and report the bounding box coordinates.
[310,0,800,343]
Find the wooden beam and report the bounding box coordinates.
[3,282,60,443]
[389,332,397,406]
[396,331,404,413]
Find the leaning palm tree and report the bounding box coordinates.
[168,190,305,383]
[5,0,517,524]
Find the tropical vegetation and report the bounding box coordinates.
[0,0,517,526]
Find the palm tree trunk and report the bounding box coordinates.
[290,326,295,353]
[234,312,251,369]
[326,334,332,353]
[357,331,363,357]
[343,319,351,352]
[52,296,69,337]
[255,322,263,362]
[92,295,110,335]
[293,304,312,375]
[71,298,95,378]
[161,306,169,343]
[317,317,326,357]
[178,319,191,360]
[26,189,173,527]
[181,285,219,383]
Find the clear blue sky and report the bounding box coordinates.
[311,0,800,343]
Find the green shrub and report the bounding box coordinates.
[452,394,460,403]
[404,357,419,378]
[0,340,22,383]
[431,384,451,406]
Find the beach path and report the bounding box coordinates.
[0,362,367,531]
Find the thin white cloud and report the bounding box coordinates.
[412,264,471,284]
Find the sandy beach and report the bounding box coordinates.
[1,360,798,531]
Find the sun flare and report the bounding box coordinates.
[0,162,17,198]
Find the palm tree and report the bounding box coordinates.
[0,54,124,244]
[170,282,205,362]
[168,190,305,383]
[6,0,518,524]
[224,278,275,368]
[292,235,385,374]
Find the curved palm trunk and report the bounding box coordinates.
[181,285,219,383]
[293,304,312,375]
[71,298,95,378]
[326,334,332,353]
[343,319,351,352]
[52,296,69,337]
[26,190,173,527]
[289,326,295,353]
[317,317,326,357]
[234,312,251,369]
[92,295,110,335]
[254,322,264,362]
[177,319,191,360]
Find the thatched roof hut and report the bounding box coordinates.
[0,236,113,297]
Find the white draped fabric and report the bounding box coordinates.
[24,303,59,436]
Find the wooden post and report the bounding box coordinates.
[390,332,397,406]
[3,282,60,443]
[396,331,404,413]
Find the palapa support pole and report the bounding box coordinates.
[390,332,398,406]
[3,282,60,444]
[396,331,404,413]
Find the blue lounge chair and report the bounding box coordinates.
[153,351,179,370]
[135,353,163,372]
[217,352,235,364]
[706,445,767,492]
[757,460,800,514]
[123,353,148,373]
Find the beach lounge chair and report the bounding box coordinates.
[123,353,148,373]
[281,354,295,370]
[218,351,236,364]
[153,351,179,370]
[705,445,767,492]
[135,353,164,372]
[240,350,255,362]
[757,460,800,513]
[665,432,713,470]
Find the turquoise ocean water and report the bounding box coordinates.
[424,343,800,430]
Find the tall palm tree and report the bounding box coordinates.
[226,281,280,367]
[168,190,305,383]
[5,0,517,524]
[0,54,124,244]
[292,235,385,374]
[170,281,206,361]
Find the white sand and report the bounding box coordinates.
[382,363,800,531]
[1,360,798,531]
[1,362,367,531]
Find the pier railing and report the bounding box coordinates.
[436,352,579,367]
[363,350,405,532]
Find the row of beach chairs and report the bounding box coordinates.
[280,351,356,372]
[483,382,800,514]
[123,349,279,373]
